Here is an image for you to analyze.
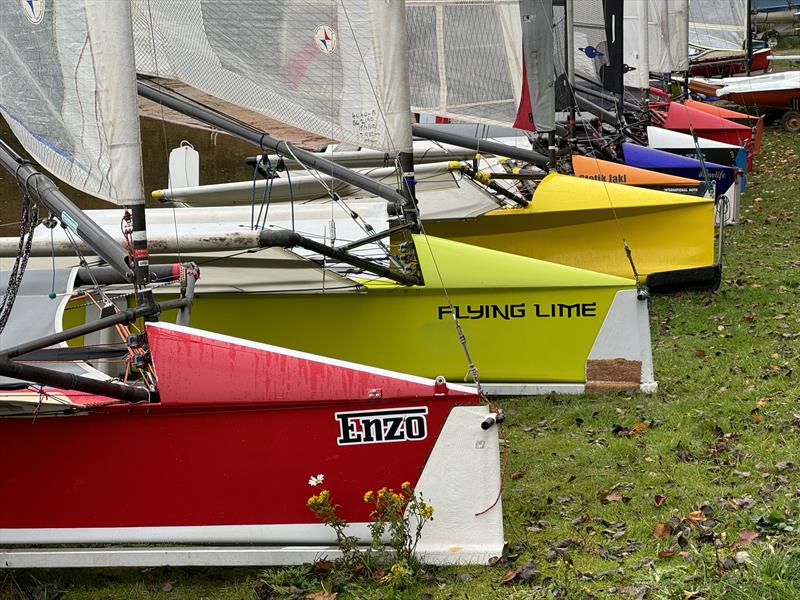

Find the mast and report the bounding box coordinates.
[746,0,753,75]
[566,0,576,146]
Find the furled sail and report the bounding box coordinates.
[406,0,554,132]
[624,0,689,84]
[0,1,144,205]
[648,0,689,72]
[133,0,412,153]
[689,0,748,51]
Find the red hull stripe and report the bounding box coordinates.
[146,322,477,406]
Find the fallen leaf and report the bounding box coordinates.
[693,349,706,358]
[306,592,337,600]
[658,549,675,559]
[630,422,649,437]
[653,523,671,539]
[654,494,667,507]
[510,471,525,481]
[732,529,761,549]
[685,511,707,525]
[603,490,623,503]
[683,590,701,598]
[733,470,752,478]
[312,559,333,574]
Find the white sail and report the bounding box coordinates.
[406,0,554,131]
[625,0,689,79]
[133,0,412,153]
[623,0,650,89]
[689,0,748,51]
[648,0,689,72]
[0,0,144,205]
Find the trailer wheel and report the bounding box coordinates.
[781,111,800,133]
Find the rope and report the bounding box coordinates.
[0,194,38,335]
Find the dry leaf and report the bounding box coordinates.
[510,471,525,481]
[306,592,337,600]
[603,490,623,503]
[654,494,667,507]
[653,523,671,539]
[732,529,760,549]
[312,559,334,574]
[684,511,706,525]
[658,549,675,559]
[630,422,649,437]
[683,591,701,599]
[693,349,706,358]
[500,567,522,584]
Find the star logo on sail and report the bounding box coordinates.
[314,25,337,55]
[20,0,44,24]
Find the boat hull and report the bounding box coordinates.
[422,174,715,283]
[154,235,656,393]
[0,323,503,565]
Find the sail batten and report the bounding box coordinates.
[132,0,412,153]
[0,0,144,205]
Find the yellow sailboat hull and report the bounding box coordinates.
[160,235,655,392]
[423,173,715,280]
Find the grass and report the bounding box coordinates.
[2,126,799,599]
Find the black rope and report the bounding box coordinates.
[0,194,39,334]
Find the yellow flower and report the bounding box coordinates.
[420,505,434,519]
[390,563,407,577]
[401,481,412,492]
[363,490,374,503]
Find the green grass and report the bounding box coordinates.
[2,127,799,600]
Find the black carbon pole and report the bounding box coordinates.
[137,81,409,212]
[411,124,550,167]
[0,138,133,280]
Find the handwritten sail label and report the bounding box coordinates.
[438,302,598,320]
[19,0,44,24]
[314,24,336,54]
[336,407,428,445]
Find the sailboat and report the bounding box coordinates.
[0,0,512,568]
[133,0,718,293]
[688,0,773,76]
[1,0,657,395]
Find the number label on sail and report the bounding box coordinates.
[336,407,428,446]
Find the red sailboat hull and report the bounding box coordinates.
[0,323,502,563]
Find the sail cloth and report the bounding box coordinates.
[406,0,554,132]
[552,0,610,97]
[689,0,748,51]
[622,0,689,89]
[0,1,144,205]
[647,0,689,73]
[133,0,412,153]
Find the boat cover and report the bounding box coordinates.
[572,155,704,194]
[647,127,748,191]
[0,268,107,389]
[663,103,753,168]
[622,143,735,200]
[682,99,763,155]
